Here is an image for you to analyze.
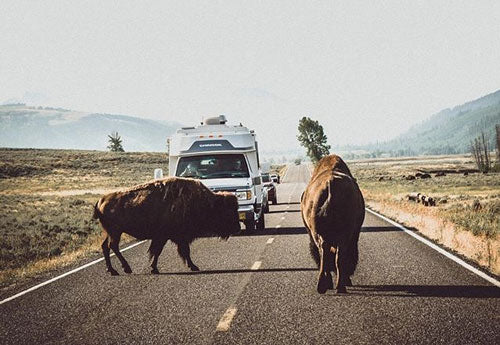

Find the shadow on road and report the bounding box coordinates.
[350,284,500,298]
[236,227,307,236]
[361,226,400,232]
[159,267,317,276]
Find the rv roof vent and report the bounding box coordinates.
[202,115,227,125]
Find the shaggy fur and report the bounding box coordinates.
[301,155,365,294]
[93,177,240,275]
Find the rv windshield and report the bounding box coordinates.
[176,154,250,179]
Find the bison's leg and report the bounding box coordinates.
[109,234,132,274]
[334,246,349,293]
[325,248,335,290]
[177,242,199,272]
[344,240,358,287]
[101,234,118,276]
[343,230,360,287]
[150,239,167,274]
[317,240,334,294]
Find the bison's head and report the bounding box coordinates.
[214,192,241,239]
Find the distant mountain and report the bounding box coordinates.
[350,90,500,157]
[0,105,182,152]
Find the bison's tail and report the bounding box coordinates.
[92,201,101,220]
[309,236,320,268]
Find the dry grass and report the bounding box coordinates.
[350,154,500,238]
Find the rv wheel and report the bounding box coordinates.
[244,219,255,232]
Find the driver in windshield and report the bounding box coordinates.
[233,160,243,172]
[180,162,200,178]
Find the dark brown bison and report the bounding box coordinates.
[93,177,240,275]
[301,155,365,294]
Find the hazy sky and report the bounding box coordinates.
[2,1,500,151]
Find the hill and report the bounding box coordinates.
[347,90,500,157]
[0,104,181,152]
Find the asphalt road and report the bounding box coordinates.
[1,164,499,345]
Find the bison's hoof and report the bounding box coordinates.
[317,274,332,293]
[189,265,200,272]
[317,285,328,294]
[151,268,160,274]
[123,266,132,274]
[335,286,347,294]
[108,269,119,276]
[317,280,329,294]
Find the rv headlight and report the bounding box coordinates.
[235,190,252,200]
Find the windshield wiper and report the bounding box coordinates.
[181,174,201,179]
[231,172,248,177]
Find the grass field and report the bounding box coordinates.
[350,154,499,238]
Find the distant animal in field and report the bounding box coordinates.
[93,177,240,275]
[407,193,420,202]
[407,193,435,206]
[301,155,365,294]
[419,194,426,204]
[422,195,435,206]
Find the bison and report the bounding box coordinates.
[301,155,365,294]
[93,177,240,275]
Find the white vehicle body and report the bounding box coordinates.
[168,115,264,230]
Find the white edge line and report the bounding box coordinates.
[0,240,148,305]
[365,208,500,288]
[216,307,237,332]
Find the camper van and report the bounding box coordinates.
[168,115,265,231]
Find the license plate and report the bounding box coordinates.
[239,212,246,220]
